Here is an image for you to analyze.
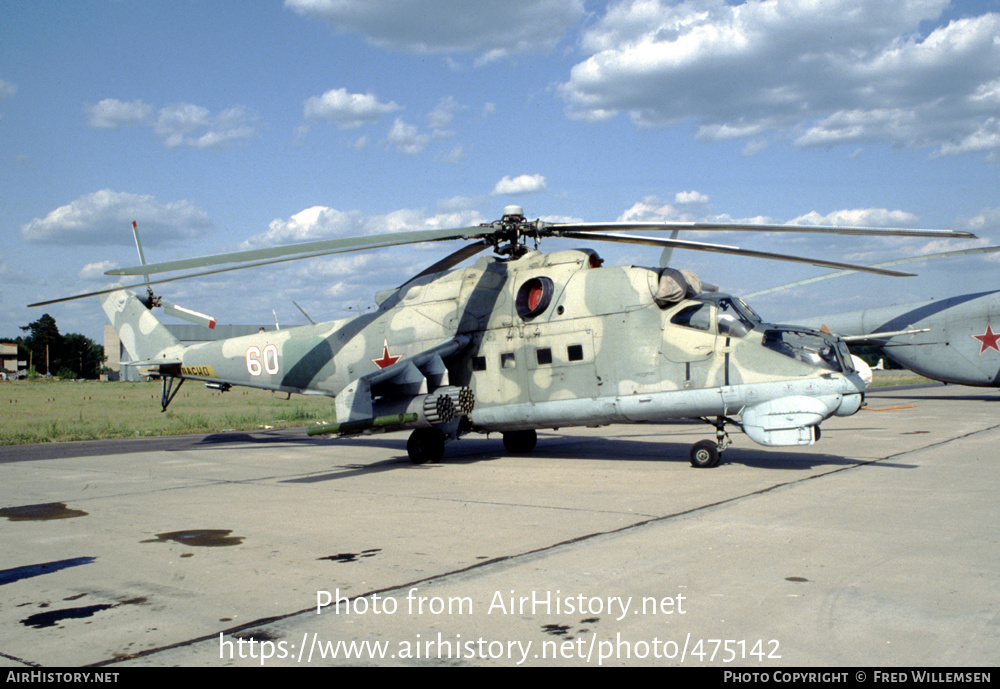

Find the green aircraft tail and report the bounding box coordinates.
[99,287,182,362]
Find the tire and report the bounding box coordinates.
[407,428,446,464]
[689,439,720,468]
[502,429,537,454]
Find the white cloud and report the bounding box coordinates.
[87,99,258,149]
[78,261,120,280]
[962,206,1000,235]
[227,204,493,320]
[559,0,1000,157]
[0,78,18,101]
[618,196,699,223]
[386,117,431,154]
[252,207,365,245]
[742,138,769,156]
[427,96,463,135]
[85,98,154,128]
[155,104,257,149]
[932,117,1000,159]
[284,0,585,64]
[245,206,487,248]
[0,78,14,122]
[386,96,467,154]
[441,144,464,163]
[675,191,709,205]
[21,190,212,245]
[302,94,463,153]
[789,209,921,228]
[303,88,401,129]
[492,174,547,196]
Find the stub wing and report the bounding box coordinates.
[315,335,475,437]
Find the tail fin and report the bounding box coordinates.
[100,287,182,362]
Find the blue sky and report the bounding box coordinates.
[2,0,999,343]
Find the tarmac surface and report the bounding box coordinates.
[1,383,997,667]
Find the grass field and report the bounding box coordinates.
[0,379,336,445]
[868,370,934,387]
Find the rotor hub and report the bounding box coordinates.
[484,207,548,259]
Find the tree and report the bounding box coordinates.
[62,333,105,379]
[20,314,63,375]
[17,314,105,379]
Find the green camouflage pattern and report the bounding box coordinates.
[101,246,867,454]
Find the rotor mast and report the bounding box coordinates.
[484,205,547,259]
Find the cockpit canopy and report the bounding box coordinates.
[670,293,856,374]
[761,329,855,373]
[670,295,762,338]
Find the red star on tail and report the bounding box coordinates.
[973,324,1000,354]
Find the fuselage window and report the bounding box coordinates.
[472,356,487,371]
[671,303,713,332]
[536,348,553,365]
[501,352,516,369]
[567,344,584,362]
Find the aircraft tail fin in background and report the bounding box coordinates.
[100,287,182,362]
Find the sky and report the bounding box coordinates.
[2,0,999,345]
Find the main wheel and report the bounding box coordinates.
[502,429,537,454]
[407,428,446,464]
[689,439,720,468]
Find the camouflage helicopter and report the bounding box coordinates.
[31,206,974,467]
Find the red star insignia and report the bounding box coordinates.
[972,324,1000,354]
[371,339,402,369]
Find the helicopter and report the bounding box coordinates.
[805,291,1000,387]
[30,206,975,467]
[745,247,1000,388]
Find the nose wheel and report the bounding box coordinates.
[689,417,733,468]
[689,440,720,468]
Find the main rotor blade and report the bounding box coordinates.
[550,221,976,239]
[400,239,492,287]
[107,226,489,277]
[743,245,1000,298]
[30,237,495,308]
[557,231,916,277]
[29,281,172,307]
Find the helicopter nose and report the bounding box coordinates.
[834,391,864,416]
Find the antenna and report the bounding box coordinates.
[293,301,316,325]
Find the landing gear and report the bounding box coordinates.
[159,376,184,412]
[689,440,720,468]
[407,428,446,464]
[502,429,537,454]
[689,416,734,468]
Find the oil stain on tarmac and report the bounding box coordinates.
[141,529,244,547]
[0,502,87,521]
[319,549,381,563]
[19,596,149,629]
